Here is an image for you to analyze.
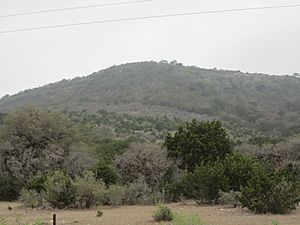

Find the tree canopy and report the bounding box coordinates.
[164,119,233,171]
[0,106,79,182]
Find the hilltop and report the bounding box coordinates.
[1,61,300,138]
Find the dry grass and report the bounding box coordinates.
[0,202,299,225]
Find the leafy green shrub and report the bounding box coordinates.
[239,170,300,214]
[94,162,118,185]
[221,153,262,191]
[153,205,173,222]
[26,175,47,193]
[0,175,22,201]
[172,213,204,225]
[180,163,229,203]
[44,171,76,209]
[74,171,105,208]
[19,189,46,208]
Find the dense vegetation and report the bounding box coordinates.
[1,61,300,138]
[0,106,299,215]
[0,61,300,216]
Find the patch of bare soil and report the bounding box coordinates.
[0,202,299,225]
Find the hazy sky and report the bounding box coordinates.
[0,0,300,98]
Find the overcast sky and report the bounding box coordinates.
[0,0,299,98]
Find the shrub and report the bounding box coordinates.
[44,171,76,209]
[74,171,105,208]
[221,153,262,191]
[218,190,241,206]
[106,184,126,206]
[94,184,107,205]
[153,205,173,222]
[19,189,46,208]
[0,175,22,201]
[94,162,118,185]
[180,163,229,203]
[239,170,300,214]
[172,213,204,225]
[26,175,47,193]
[123,176,153,205]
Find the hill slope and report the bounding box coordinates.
[1,61,300,137]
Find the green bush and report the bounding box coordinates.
[94,162,118,185]
[19,189,46,208]
[44,171,76,209]
[221,153,262,191]
[0,176,22,201]
[74,171,106,208]
[172,213,204,225]
[180,163,229,203]
[26,175,47,193]
[239,170,300,214]
[153,205,173,222]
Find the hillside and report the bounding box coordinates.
[1,61,300,138]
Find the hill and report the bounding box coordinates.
[1,61,300,138]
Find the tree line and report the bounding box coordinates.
[0,106,299,214]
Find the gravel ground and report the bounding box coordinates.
[0,202,299,225]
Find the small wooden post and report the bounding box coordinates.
[53,214,56,225]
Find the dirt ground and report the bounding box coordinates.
[0,202,299,225]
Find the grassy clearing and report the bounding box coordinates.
[0,202,299,225]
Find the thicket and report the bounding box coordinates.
[20,170,169,208]
[1,107,299,215]
[239,170,300,214]
[164,120,300,214]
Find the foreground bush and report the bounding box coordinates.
[239,171,300,214]
[153,205,173,222]
[106,184,126,206]
[220,153,262,191]
[94,162,118,185]
[44,171,76,209]
[218,190,241,206]
[0,175,22,201]
[123,176,153,205]
[19,189,46,208]
[74,171,106,208]
[180,163,229,203]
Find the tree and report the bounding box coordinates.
[114,143,174,193]
[164,119,233,171]
[0,106,80,199]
